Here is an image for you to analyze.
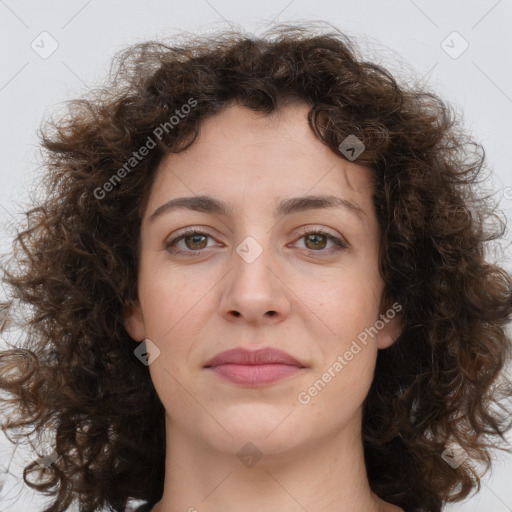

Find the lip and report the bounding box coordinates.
[204,347,305,368]
[204,347,307,387]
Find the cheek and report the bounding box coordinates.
[137,254,214,333]
[302,279,380,411]
[295,265,383,337]
[313,343,376,423]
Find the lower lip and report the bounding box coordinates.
[207,363,303,386]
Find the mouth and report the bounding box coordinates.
[206,363,304,387]
[204,347,307,387]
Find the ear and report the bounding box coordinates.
[123,299,146,342]
[376,302,403,350]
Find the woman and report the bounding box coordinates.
[0,23,511,512]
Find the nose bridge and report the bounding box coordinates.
[219,231,290,322]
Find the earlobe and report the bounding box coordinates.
[376,311,402,350]
[123,300,146,341]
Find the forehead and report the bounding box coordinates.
[146,103,375,215]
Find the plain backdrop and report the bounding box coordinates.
[0,1,511,511]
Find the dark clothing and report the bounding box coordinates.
[128,502,423,511]
[133,504,154,512]
[128,504,422,511]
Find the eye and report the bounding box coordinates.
[293,228,347,254]
[164,227,348,258]
[165,229,219,256]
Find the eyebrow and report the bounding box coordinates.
[149,194,367,223]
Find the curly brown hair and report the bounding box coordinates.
[1,22,511,512]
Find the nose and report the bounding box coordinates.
[219,241,291,326]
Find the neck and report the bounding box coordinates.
[151,408,402,512]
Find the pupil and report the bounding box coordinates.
[186,235,207,249]
[306,234,326,250]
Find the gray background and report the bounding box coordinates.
[0,1,511,511]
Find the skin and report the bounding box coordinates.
[124,102,404,512]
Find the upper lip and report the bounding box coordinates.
[204,347,306,368]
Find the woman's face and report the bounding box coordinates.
[124,102,401,456]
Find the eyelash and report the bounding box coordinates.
[164,228,348,258]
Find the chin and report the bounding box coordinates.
[202,413,306,453]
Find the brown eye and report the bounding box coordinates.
[304,233,328,250]
[293,229,347,254]
[165,230,217,256]
[183,234,208,250]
